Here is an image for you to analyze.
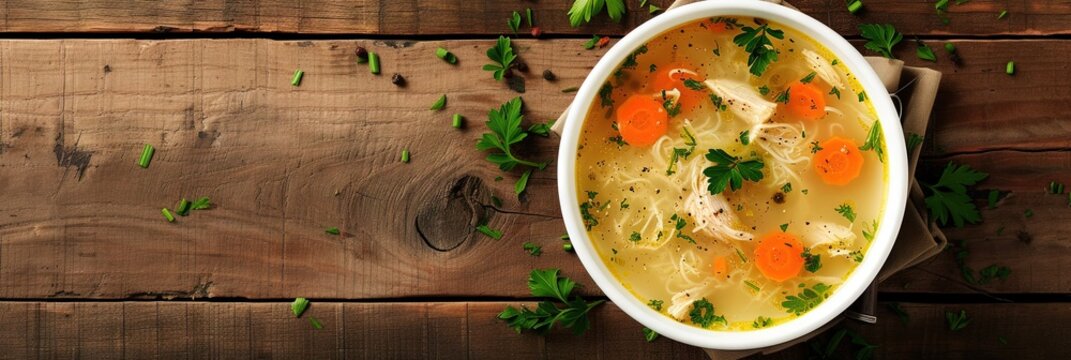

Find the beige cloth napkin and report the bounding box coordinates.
[550,0,944,357]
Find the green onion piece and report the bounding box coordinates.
[848,0,863,14]
[435,47,457,64]
[476,224,503,240]
[401,149,410,163]
[430,94,447,111]
[998,10,1008,19]
[452,114,463,128]
[138,144,155,168]
[368,52,380,74]
[161,208,176,223]
[191,197,211,210]
[325,227,340,235]
[290,69,304,86]
[1005,61,1015,75]
[944,43,956,53]
[309,316,323,329]
[526,8,533,27]
[563,242,574,252]
[176,198,191,216]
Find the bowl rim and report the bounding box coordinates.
[556,0,909,350]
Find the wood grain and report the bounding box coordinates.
[0,0,1069,36]
[0,38,1068,300]
[0,301,1063,359]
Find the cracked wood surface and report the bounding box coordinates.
[1,0,1070,36]
[0,38,1068,301]
[0,301,1064,359]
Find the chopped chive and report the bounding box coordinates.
[997,10,1008,19]
[161,208,176,223]
[736,248,747,262]
[744,280,760,292]
[452,114,463,128]
[435,47,457,64]
[176,198,191,216]
[368,52,380,74]
[476,224,503,239]
[430,94,447,111]
[309,316,324,329]
[400,149,410,163]
[1005,61,1015,75]
[563,242,574,252]
[848,0,863,14]
[561,87,579,93]
[138,144,155,168]
[325,227,340,235]
[290,69,304,86]
[525,8,533,27]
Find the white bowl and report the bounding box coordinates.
[556,0,908,350]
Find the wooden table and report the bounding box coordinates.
[0,1,1069,358]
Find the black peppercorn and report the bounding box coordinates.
[355,46,369,63]
[391,73,406,86]
[542,69,556,81]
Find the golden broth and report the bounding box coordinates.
[575,17,888,331]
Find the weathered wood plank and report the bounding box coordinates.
[0,301,1063,359]
[0,39,1067,299]
[1,0,1069,36]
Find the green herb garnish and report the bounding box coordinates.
[430,94,447,111]
[752,316,773,328]
[802,247,822,273]
[498,269,605,335]
[400,149,410,163]
[629,231,641,242]
[836,203,857,222]
[859,23,903,59]
[515,169,533,197]
[325,227,340,235]
[291,298,310,317]
[648,299,664,311]
[703,149,764,195]
[523,242,542,256]
[733,23,785,76]
[161,208,175,223]
[290,69,304,86]
[1006,61,1015,75]
[782,283,830,315]
[368,52,380,74]
[800,71,817,84]
[190,197,211,210]
[507,11,522,33]
[670,214,696,244]
[138,144,155,168]
[176,198,191,216]
[483,36,517,81]
[946,310,970,331]
[917,42,937,62]
[829,87,841,99]
[689,298,726,328]
[476,97,547,171]
[858,121,885,163]
[907,133,924,152]
[642,327,659,342]
[739,130,750,145]
[923,163,988,227]
[476,224,504,239]
[568,0,625,27]
[436,47,457,64]
[309,316,323,329]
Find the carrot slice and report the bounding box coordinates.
[712,256,729,279]
[615,95,669,147]
[786,81,826,120]
[813,136,864,186]
[754,232,805,282]
[649,64,704,110]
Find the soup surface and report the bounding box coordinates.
[575,17,888,331]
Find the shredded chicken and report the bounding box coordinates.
[802,49,843,88]
[703,79,776,126]
[802,221,857,256]
[668,282,715,319]
[684,183,754,242]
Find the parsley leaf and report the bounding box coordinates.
[923,163,988,227]
[917,41,937,62]
[703,149,764,195]
[579,191,602,230]
[191,197,212,210]
[683,78,705,90]
[782,283,830,315]
[752,316,772,328]
[648,299,664,311]
[476,224,504,239]
[568,0,626,27]
[670,213,695,244]
[802,247,822,273]
[836,203,857,222]
[499,269,605,335]
[733,23,785,76]
[689,298,726,328]
[859,24,903,59]
[476,97,548,171]
[906,133,924,152]
[483,36,517,81]
[642,327,659,342]
[291,298,310,317]
[859,120,885,162]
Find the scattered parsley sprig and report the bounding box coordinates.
[568,0,626,27]
[484,36,517,81]
[498,269,605,335]
[476,97,548,171]
[703,149,765,195]
[859,24,903,59]
[732,23,785,76]
[923,163,988,227]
